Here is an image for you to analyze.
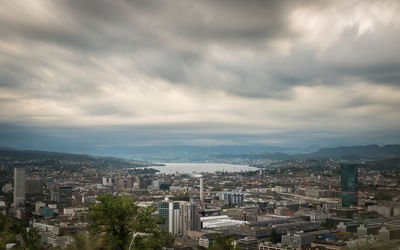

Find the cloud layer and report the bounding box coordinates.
[0,0,399,149]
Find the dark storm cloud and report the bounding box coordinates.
[0,0,303,95]
[1,0,399,97]
[57,0,400,94]
[62,0,295,43]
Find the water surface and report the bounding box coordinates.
[149,162,258,174]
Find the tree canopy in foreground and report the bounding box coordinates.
[86,194,174,250]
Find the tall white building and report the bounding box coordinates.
[13,167,26,211]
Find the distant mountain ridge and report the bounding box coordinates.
[211,151,291,161]
[0,148,150,167]
[300,144,400,160]
[207,144,400,161]
[80,145,306,159]
[0,148,97,161]
[0,144,399,162]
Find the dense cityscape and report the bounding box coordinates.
[1,147,400,249]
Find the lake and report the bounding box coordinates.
[148,162,258,174]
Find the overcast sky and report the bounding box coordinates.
[0,0,399,151]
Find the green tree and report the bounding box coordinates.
[209,235,241,250]
[270,228,278,243]
[1,192,13,208]
[0,213,42,250]
[24,228,42,250]
[375,191,392,201]
[0,213,16,250]
[131,206,163,234]
[87,194,138,250]
[224,182,242,188]
[65,233,104,250]
[87,194,173,250]
[131,206,175,249]
[133,231,175,249]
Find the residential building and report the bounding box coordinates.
[179,202,200,236]
[218,192,244,207]
[281,230,328,249]
[102,177,116,187]
[236,237,258,250]
[258,242,296,250]
[26,178,43,194]
[272,221,320,235]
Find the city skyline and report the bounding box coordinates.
[1,0,399,151]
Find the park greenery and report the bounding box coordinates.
[208,235,241,250]
[86,194,175,250]
[0,213,41,250]
[0,194,174,250]
[374,191,393,201]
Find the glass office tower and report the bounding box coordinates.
[341,164,358,207]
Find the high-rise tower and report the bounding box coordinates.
[179,202,200,236]
[13,168,26,211]
[159,199,180,235]
[341,164,358,207]
[200,176,204,208]
[59,186,73,208]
